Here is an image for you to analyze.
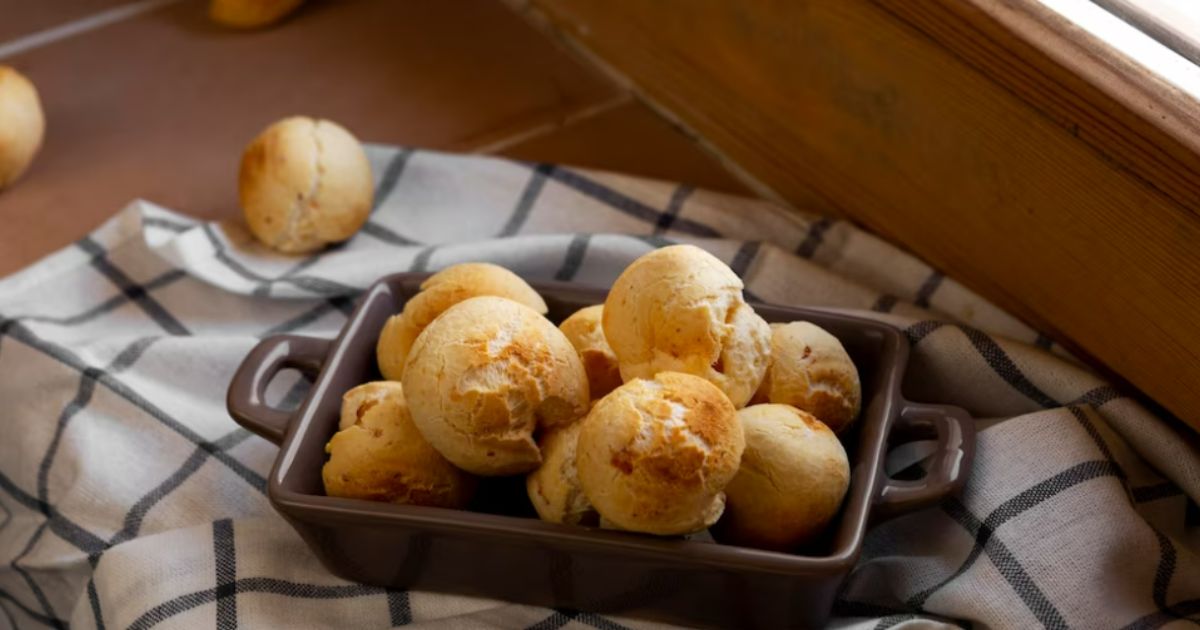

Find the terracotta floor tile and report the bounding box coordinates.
[0,0,133,43]
[497,101,751,195]
[0,0,622,276]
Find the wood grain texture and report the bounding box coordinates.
[497,100,751,195]
[524,0,1200,427]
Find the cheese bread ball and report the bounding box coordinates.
[603,245,770,408]
[402,296,589,476]
[577,372,743,535]
[240,116,373,254]
[322,382,475,508]
[526,421,598,526]
[211,0,305,28]
[752,322,861,433]
[0,66,45,190]
[377,263,547,381]
[558,305,622,400]
[716,404,850,551]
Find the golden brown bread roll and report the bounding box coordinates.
[210,0,304,28]
[240,116,373,254]
[526,421,598,526]
[403,296,589,476]
[603,245,770,408]
[322,382,475,508]
[558,305,622,400]
[752,322,861,433]
[0,66,44,190]
[576,372,743,535]
[377,263,547,381]
[716,404,849,551]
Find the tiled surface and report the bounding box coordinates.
[0,0,747,277]
[0,0,131,42]
[498,101,752,195]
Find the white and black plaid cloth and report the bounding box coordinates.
[1,146,1198,629]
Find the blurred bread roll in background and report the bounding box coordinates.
[322,382,476,508]
[603,245,770,408]
[0,66,45,190]
[210,0,305,28]
[240,116,373,254]
[377,263,547,381]
[559,305,622,399]
[403,296,589,476]
[752,322,861,432]
[716,404,849,551]
[526,421,597,526]
[576,372,743,535]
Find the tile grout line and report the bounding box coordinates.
[0,0,185,61]
[466,92,634,155]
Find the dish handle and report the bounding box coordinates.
[872,401,975,522]
[227,334,332,445]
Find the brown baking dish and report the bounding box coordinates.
[227,272,974,629]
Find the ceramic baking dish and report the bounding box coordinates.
[227,272,974,629]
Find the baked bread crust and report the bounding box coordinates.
[0,66,44,190]
[322,381,476,508]
[717,404,850,551]
[240,116,373,254]
[603,245,770,408]
[559,305,623,400]
[210,0,305,28]
[577,372,743,535]
[526,421,598,526]
[377,263,547,381]
[403,296,589,476]
[752,322,861,432]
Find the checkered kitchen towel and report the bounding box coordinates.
[1,146,1199,630]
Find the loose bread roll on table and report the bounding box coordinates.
[377,263,547,381]
[577,372,743,535]
[240,116,373,254]
[211,0,304,28]
[526,421,598,526]
[322,382,476,508]
[752,321,861,433]
[0,66,44,190]
[559,305,622,400]
[603,245,770,408]
[716,404,849,551]
[403,296,589,476]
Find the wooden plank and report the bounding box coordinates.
[522,0,1200,427]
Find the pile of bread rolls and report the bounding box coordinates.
[322,245,862,553]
